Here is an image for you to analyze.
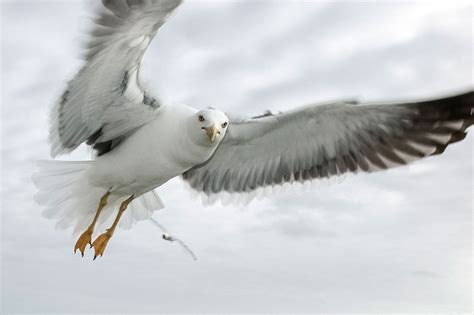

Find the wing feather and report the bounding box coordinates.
[183,91,473,198]
[50,0,182,157]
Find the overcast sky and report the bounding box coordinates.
[1,0,473,313]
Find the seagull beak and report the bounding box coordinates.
[204,124,219,142]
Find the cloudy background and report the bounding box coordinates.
[1,0,472,313]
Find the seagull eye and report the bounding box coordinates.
[222,122,228,128]
[198,115,205,122]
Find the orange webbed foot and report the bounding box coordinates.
[91,230,113,260]
[74,229,93,257]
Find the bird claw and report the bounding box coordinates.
[91,232,112,260]
[74,229,93,257]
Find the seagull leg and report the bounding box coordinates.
[74,191,111,257]
[91,195,134,260]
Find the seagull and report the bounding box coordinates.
[149,217,197,261]
[33,0,473,259]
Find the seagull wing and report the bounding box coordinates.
[183,91,473,196]
[50,0,182,157]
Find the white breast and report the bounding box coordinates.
[87,104,216,196]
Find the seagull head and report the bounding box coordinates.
[193,109,229,145]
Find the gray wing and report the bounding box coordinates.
[183,91,473,196]
[50,0,182,157]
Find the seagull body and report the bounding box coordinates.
[88,105,227,197]
[32,0,473,259]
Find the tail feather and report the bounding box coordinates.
[35,192,73,213]
[33,160,165,234]
[33,160,104,231]
[121,190,164,229]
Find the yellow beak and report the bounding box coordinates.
[204,124,219,142]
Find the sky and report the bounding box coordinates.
[1,0,473,313]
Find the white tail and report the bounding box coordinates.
[32,160,165,235]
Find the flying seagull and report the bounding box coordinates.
[149,217,197,261]
[33,0,473,259]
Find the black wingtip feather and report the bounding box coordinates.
[431,144,447,156]
[448,131,468,145]
[416,90,474,122]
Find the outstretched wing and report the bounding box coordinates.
[50,0,182,157]
[183,91,473,196]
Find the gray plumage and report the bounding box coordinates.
[183,92,474,195]
[50,0,182,157]
[48,0,474,203]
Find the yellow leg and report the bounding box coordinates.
[74,191,111,256]
[91,195,134,260]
